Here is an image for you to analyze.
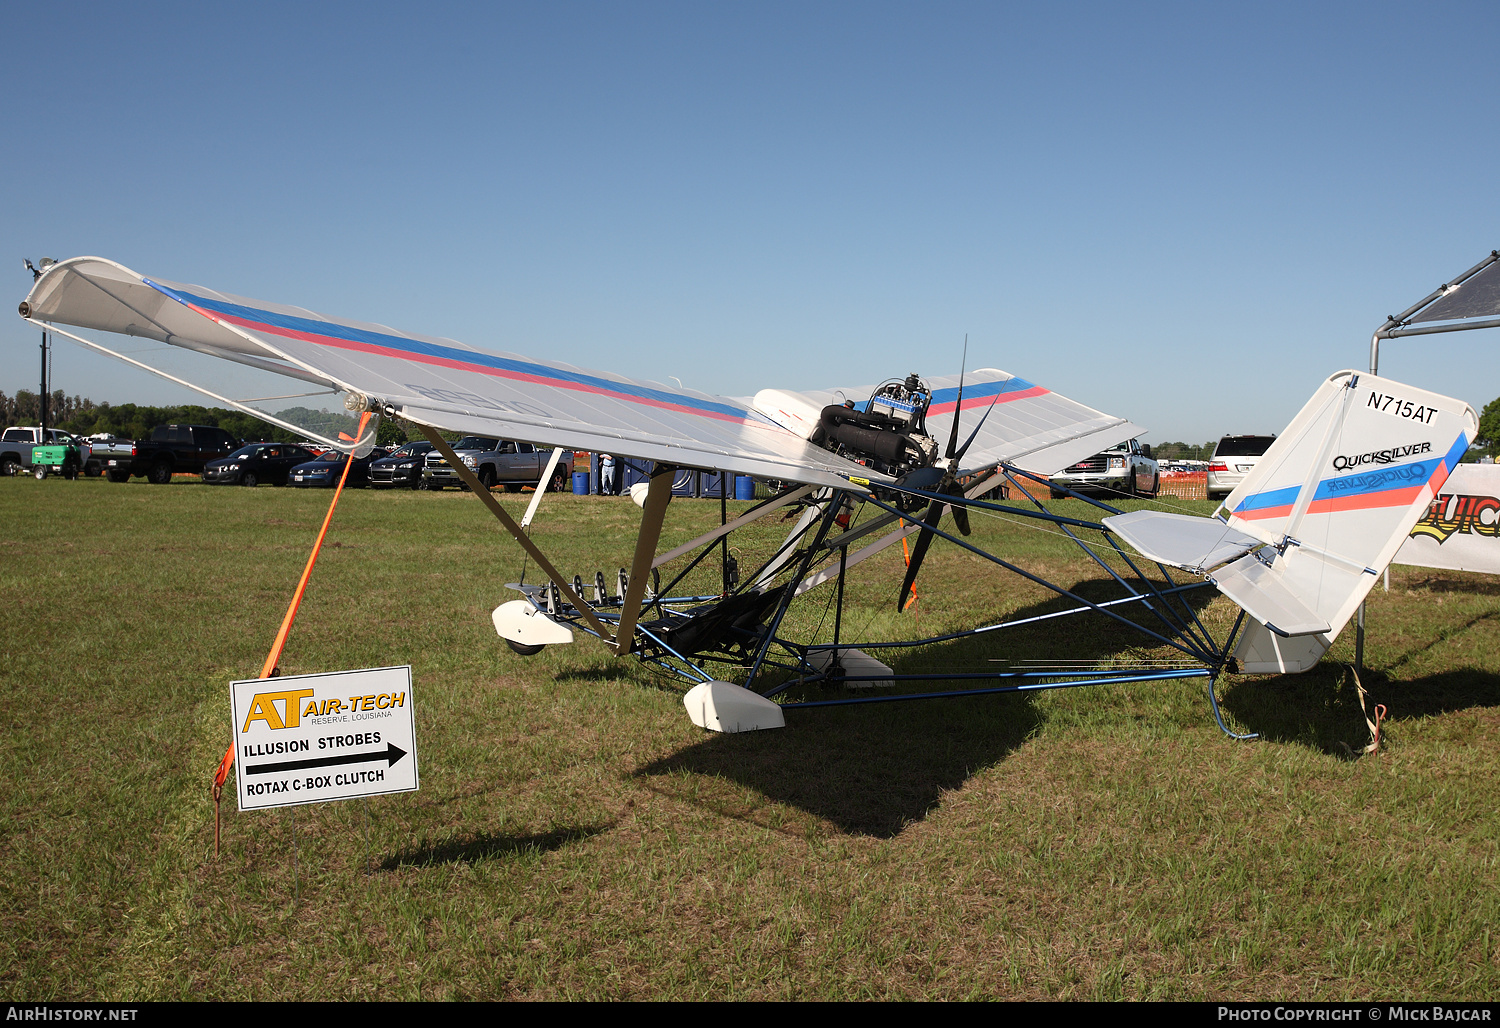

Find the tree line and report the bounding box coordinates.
[0,390,410,447]
[1149,441,1220,462]
[1480,396,1500,460]
[1,389,95,428]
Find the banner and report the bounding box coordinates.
[1394,463,1500,574]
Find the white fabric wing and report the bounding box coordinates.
[22,257,1142,487]
[22,258,877,489]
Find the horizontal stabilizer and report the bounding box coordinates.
[1103,511,1262,572]
[1209,555,1330,638]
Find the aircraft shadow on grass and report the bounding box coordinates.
[553,665,636,685]
[554,662,701,694]
[634,575,1218,838]
[868,573,1224,678]
[635,694,1042,839]
[379,824,610,869]
[1221,617,1500,758]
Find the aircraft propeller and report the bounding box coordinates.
[895,344,1000,612]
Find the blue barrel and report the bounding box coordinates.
[572,471,590,495]
[734,475,755,501]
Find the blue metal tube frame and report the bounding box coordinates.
[885,467,1227,666]
[877,475,1237,665]
[800,579,1214,652]
[999,464,1125,516]
[788,665,1207,681]
[1097,530,1218,657]
[779,668,1212,709]
[1206,610,1256,740]
[743,495,846,690]
[993,466,1218,660]
[857,490,1214,663]
[527,463,1257,737]
[633,624,718,684]
[879,482,1111,531]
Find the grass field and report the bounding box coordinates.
[3,475,1498,1000]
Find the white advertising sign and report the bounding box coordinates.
[1394,463,1500,575]
[230,665,419,811]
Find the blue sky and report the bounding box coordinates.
[6,2,1498,444]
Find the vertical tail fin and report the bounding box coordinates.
[1220,370,1476,673]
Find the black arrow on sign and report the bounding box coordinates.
[246,743,408,776]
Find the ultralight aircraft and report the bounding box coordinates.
[18,258,1479,740]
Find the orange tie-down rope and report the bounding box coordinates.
[210,414,370,849]
[900,521,919,613]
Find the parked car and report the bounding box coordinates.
[1206,435,1277,501]
[289,448,390,488]
[1049,438,1159,499]
[368,441,435,489]
[203,442,320,486]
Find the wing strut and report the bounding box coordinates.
[416,427,617,644]
[521,447,567,529]
[612,464,676,655]
[651,484,814,569]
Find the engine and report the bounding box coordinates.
[813,373,939,478]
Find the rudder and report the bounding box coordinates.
[1219,371,1476,673]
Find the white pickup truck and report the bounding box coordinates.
[0,426,95,477]
[1049,438,1159,500]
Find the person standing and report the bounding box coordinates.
[599,452,617,495]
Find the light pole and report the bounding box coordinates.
[24,258,56,434]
